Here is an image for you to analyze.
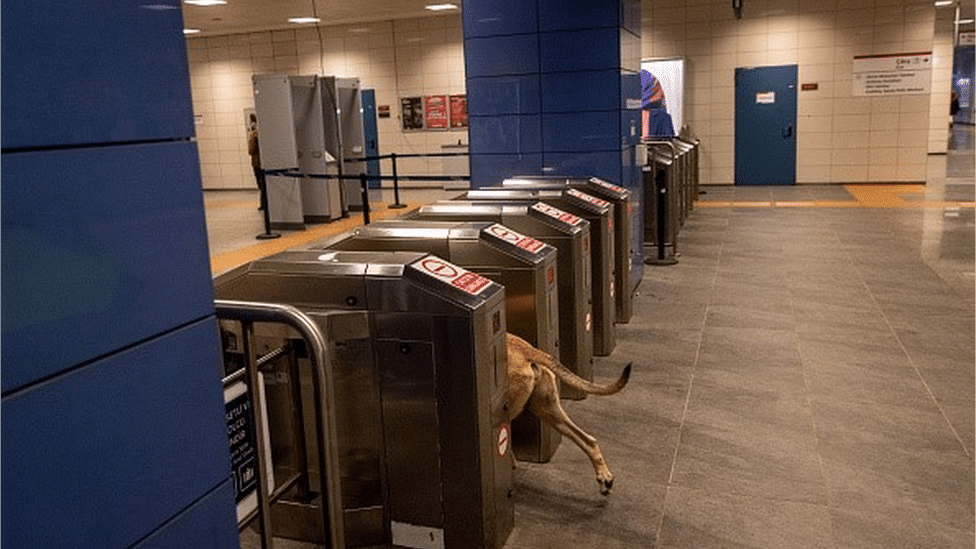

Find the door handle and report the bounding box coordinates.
[783,125,793,138]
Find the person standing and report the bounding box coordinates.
[247,113,267,211]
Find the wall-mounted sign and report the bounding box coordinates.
[801,83,819,91]
[853,52,932,96]
[424,95,448,130]
[449,94,467,129]
[378,105,391,118]
[401,97,423,130]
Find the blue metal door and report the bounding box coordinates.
[361,89,381,188]
[735,65,797,186]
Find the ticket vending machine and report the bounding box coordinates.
[214,250,512,549]
[461,188,616,357]
[314,220,562,463]
[503,176,636,323]
[412,202,593,398]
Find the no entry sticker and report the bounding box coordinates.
[412,257,493,295]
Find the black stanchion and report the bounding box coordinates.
[256,174,281,240]
[388,152,407,209]
[360,172,371,225]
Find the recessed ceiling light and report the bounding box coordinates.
[288,17,321,24]
[425,3,459,11]
[185,0,226,6]
[183,28,202,34]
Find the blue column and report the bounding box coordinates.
[1,2,238,548]
[463,0,644,277]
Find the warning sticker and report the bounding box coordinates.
[485,224,547,254]
[412,257,493,295]
[532,202,582,226]
[498,425,510,458]
[589,178,627,193]
[567,188,610,208]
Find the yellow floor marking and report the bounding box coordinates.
[210,201,420,276]
[696,185,973,209]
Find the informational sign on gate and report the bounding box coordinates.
[412,257,493,295]
[567,188,610,208]
[853,52,932,96]
[484,224,547,254]
[531,202,582,226]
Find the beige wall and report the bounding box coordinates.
[644,0,949,185]
[187,1,953,190]
[186,14,466,190]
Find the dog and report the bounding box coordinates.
[505,332,631,495]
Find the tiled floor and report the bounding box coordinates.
[223,127,974,549]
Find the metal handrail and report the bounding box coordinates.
[215,300,345,549]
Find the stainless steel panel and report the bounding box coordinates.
[461,189,616,356]
[503,176,636,323]
[413,202,594,397]
[313,220,562,462]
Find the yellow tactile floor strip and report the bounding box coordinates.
[697,185,975,209]
[210,201,421,275]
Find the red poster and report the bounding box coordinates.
[424,95,448,130]
[449,94,467,128]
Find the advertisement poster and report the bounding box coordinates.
[424,95,449,130]
[640,58,685,136]
[401,97,424,130]
[449,94,468,129]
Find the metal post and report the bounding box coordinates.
[257,170,281,240]
[360,173,371,225]
[243,322,276,549]
[388,152,407,209]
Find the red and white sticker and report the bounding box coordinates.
[586,312,592,332]
[498,425,510,458]
[485,224,547,254]
[412,257,493,295]
[567,188,610,208]
[590,178,627,194]
[532,202,582,226]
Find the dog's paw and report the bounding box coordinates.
[598,476,614,496]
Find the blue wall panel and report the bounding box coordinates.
[1,319,231,549]
[462,0,539,38]
[540,28,621,73]
[469,114,543,154]
[542,111,620,152]
[470,154,544,188]
[1,142,216,393]
[465,34,540,78]
[538,0,620,31]
[540,70,620,113]
[467,75,542,116]
[134,481,239,549]
[0,1,193,149]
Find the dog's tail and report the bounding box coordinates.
[551,361,631,396]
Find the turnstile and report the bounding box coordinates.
[214,250,512,549]
[460,188,616,357]
[313,220,562,463]
[503,176,636,323]
[412,202,593,398]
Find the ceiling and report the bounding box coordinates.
[181,0,453,36]
[181,0,973,38]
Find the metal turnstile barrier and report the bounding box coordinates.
[643,136,700,265]
[459,188,616,357]
[311,220,562,463]
[502,176,636,324]
[215,300,345,549]
[215,251,513,549]
[412,201,594,399]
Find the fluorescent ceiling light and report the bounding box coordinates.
[288,17,321,24]
[185,0,226,5]
[959,18,975,23]
[934,1,953,6]
[183,28,202,34]
[425,3,459,11]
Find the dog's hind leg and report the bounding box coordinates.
[527,369,615,495]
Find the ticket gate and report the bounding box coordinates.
[214,250,512,549]
[313,220,562,462]
[503,176,636,324]
[412,202,593,398]
[460,188,615,357]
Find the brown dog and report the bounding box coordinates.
[506,333,631,495]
